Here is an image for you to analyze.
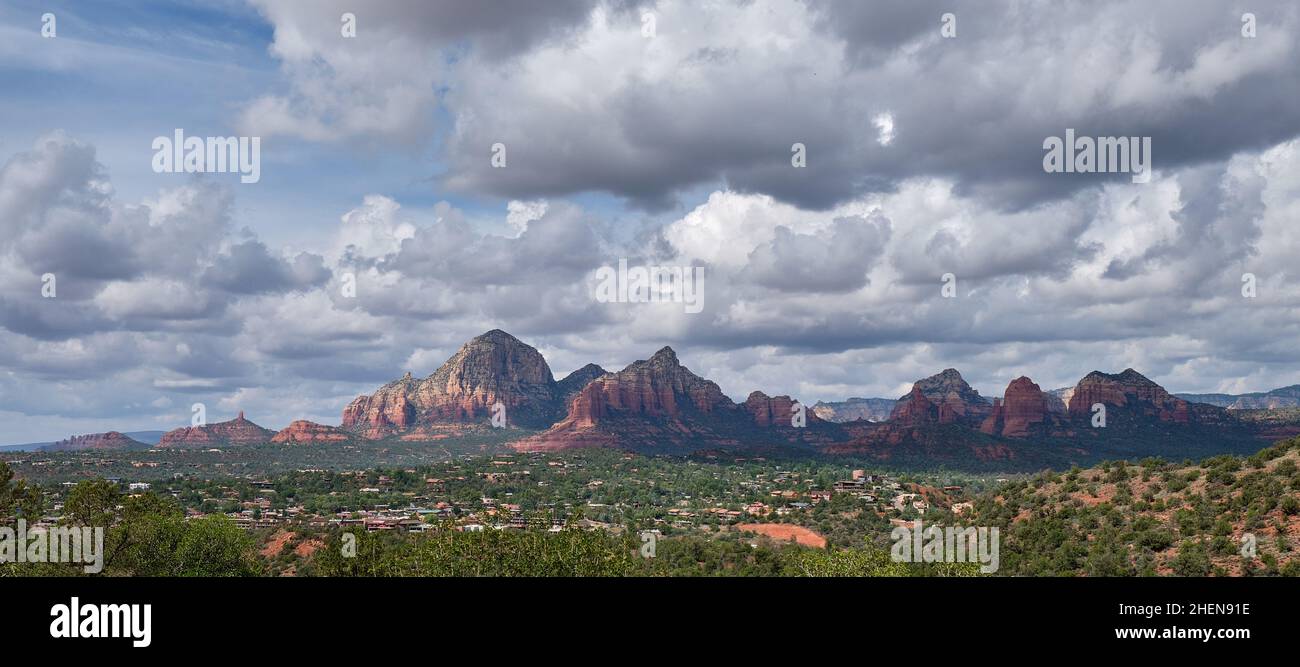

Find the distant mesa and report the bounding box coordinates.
[156,411,274,448]
[1176,384,1300,410]
[271,420,354,445]
[1047,387,1073,414]
[1067,369,1227,425]
[744,391,820,428]
[812,397,895,423]
[42,431,149,452]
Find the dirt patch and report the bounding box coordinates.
[736,523,827,548]
[261,530,295,558]
[294,538,325,559]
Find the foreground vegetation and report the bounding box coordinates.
[5,436,1299,577]
[963,437,1300,576]
[1,474,972,577]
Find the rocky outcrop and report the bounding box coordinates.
[156,411,275,448]
[811,397,895,423]
[888,387,941,426]
[43,431,148,451]
[341,373,419,439]
[556,363,608,403]
[744,391,817,428]
[1068,369,1200,423]
[342,330,576,436]
[271,420,354,444]
[514,347,827,453]
[981,377,1061,438]
[894,369,992,425]
[559,347,734,425]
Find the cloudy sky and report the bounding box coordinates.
[2,0,1299,443]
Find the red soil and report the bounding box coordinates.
[736,523,827,549]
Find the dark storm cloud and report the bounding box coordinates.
[799,0,969,66]
[253,0,602,60]
[437,0,1300,211]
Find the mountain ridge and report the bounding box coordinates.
[24,329,1300,470]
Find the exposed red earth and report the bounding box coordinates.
[736,524,827,549]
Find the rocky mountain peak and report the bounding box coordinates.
[648,346,680,367]
[1067,368,1205,423]
[157,413,274,448]
[342,330,597,436]
[903,368,992,425]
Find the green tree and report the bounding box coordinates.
[0,462,42,520]
[64,480,121,527]
[1170,540,1212,577]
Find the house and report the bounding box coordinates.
[892,493,918,512]
[834,479,867,493]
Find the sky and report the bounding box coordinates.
[2,0,1299,443]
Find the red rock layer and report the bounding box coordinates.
[981,377,1057,437]
[892,369,992,425]
[44,431,146,451]
[271,420,353,444]
[557,347,732,427]
[743,391,818,428]
[342,330,602,437]
[888,387,941,426]
[515,347,825,452]
[157,411,275,448]
[1067,369,1193,422]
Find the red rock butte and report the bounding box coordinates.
[157,411,274,448]
[341,329,606,437]
[271,420,353,444]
